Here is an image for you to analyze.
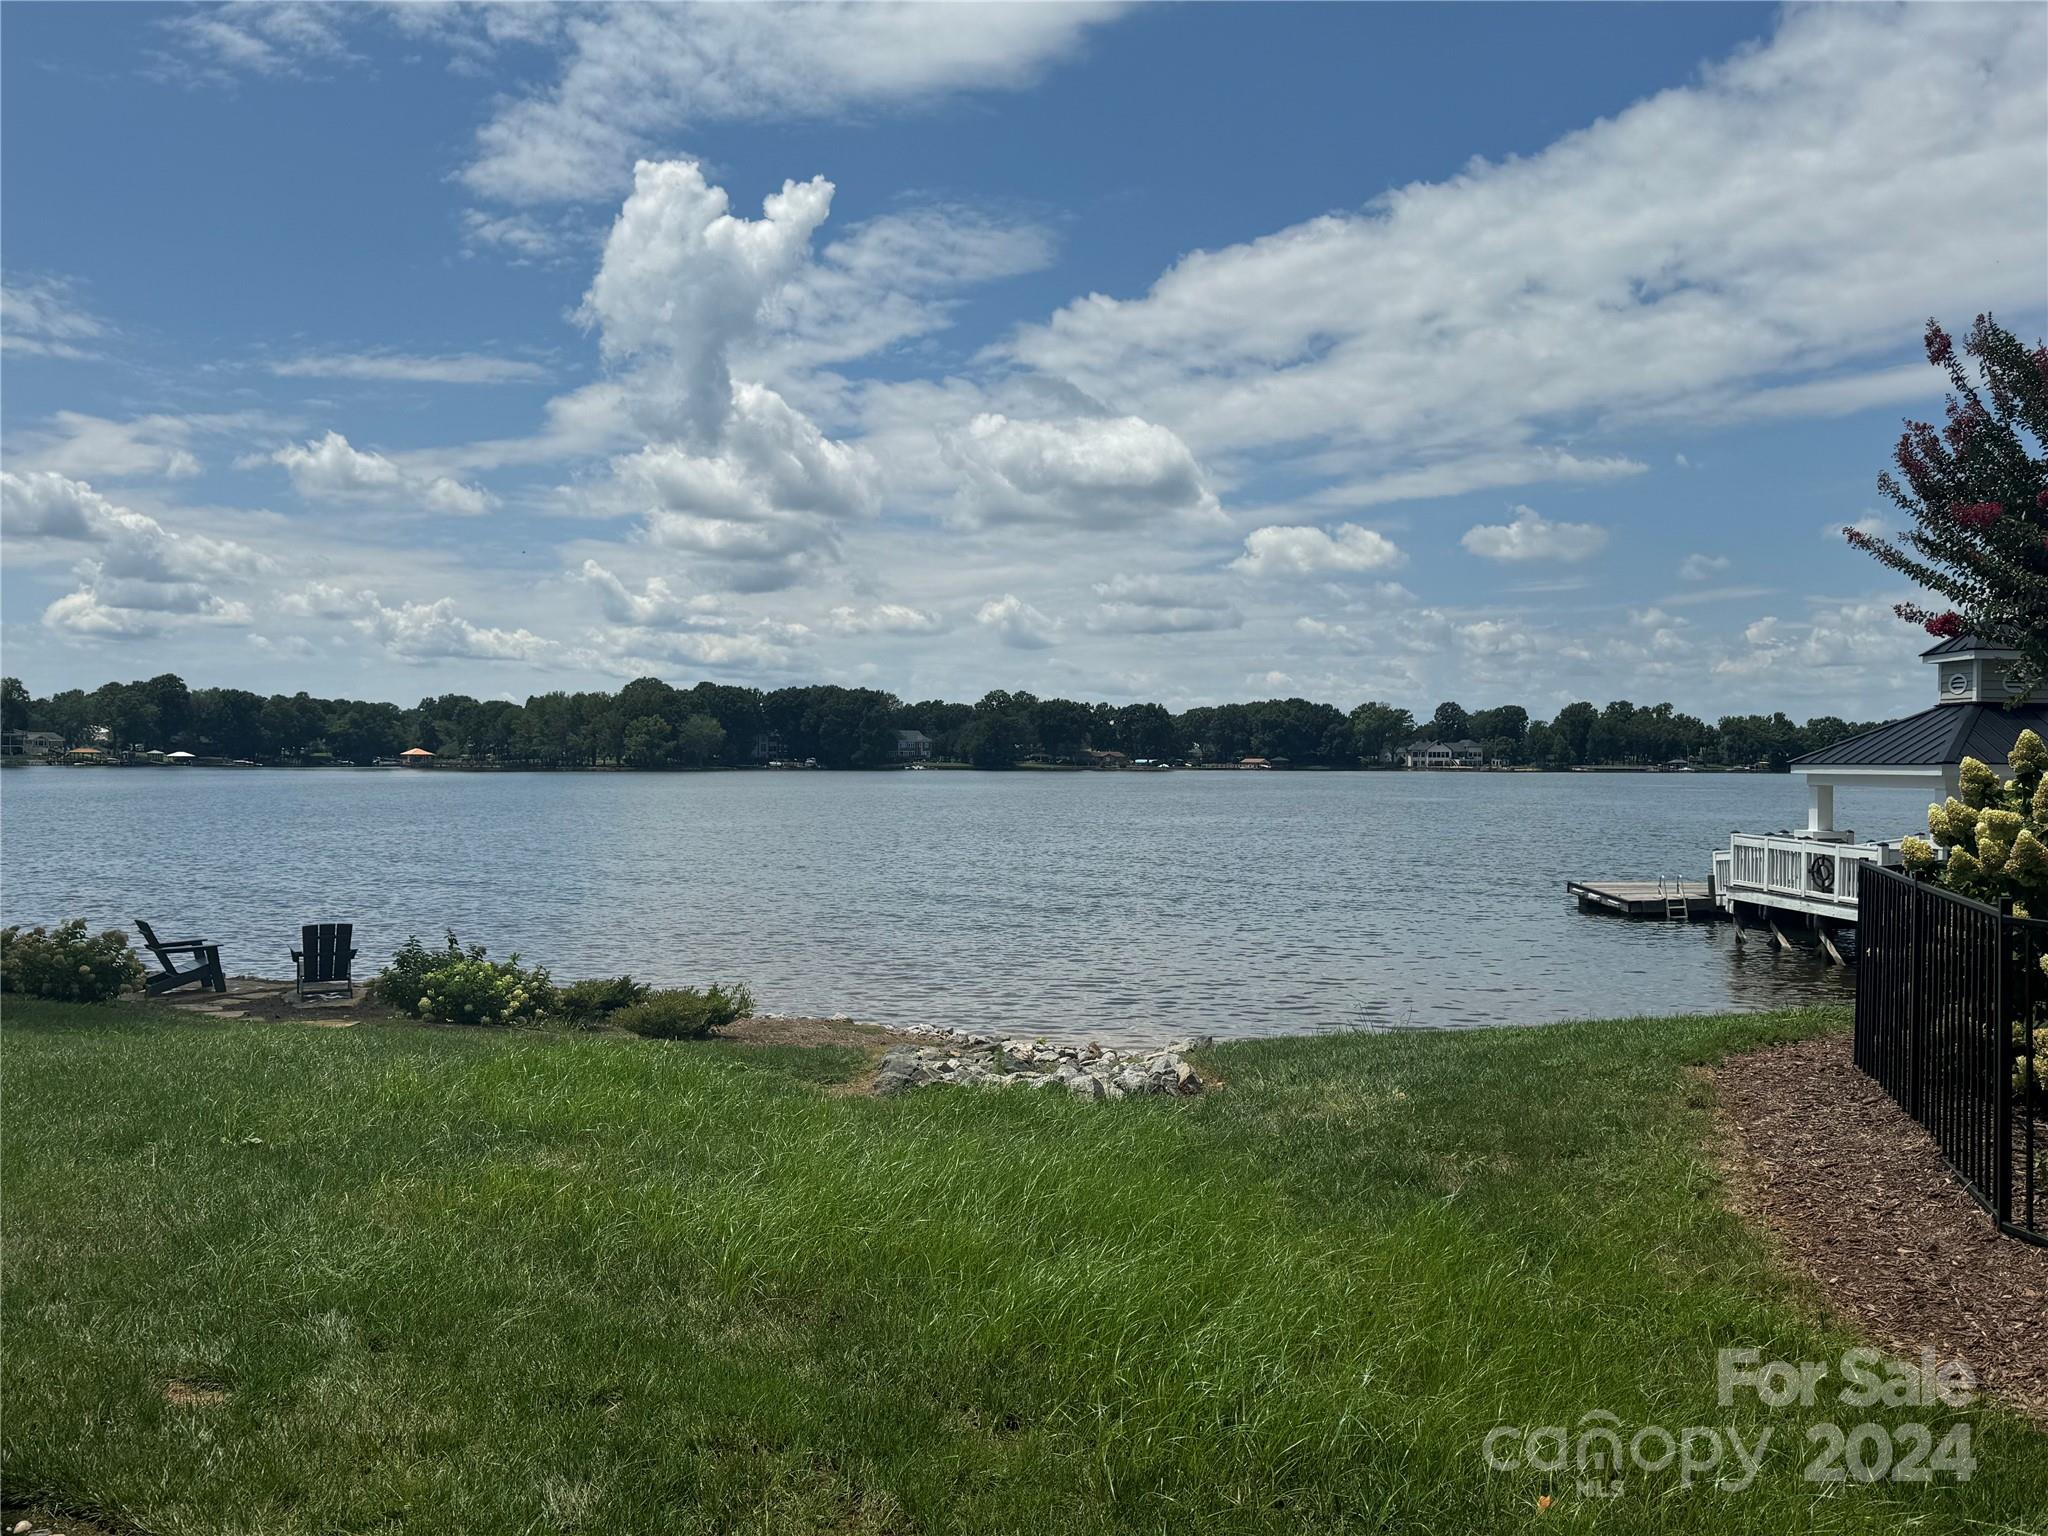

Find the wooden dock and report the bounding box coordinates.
[1567,879,1723,922]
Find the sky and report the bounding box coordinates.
[2,2,2043,724]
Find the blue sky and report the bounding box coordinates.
[3,2,2043,722]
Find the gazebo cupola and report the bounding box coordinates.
[1922,633,2048,707]
[1787,634,2048,840]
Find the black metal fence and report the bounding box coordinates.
[1856,865,2045,1245]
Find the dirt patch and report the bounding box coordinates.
[717,1015,900,1052]
[163,1378,231,1408]
[1710,1031,2048,1424]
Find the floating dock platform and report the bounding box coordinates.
[1566,879,1723,922]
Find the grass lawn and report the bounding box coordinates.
[3,1000,2044,1534]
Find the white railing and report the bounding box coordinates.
[1718,833,1904,911]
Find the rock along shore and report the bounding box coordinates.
[871,1025,1212,1100]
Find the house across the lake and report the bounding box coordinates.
[1,730,66,760]
[895,729,933,762]
[1399,738,1487,769]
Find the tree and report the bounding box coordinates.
[1550,702,1597,766]
[622,715,674,769]
[1850,314,2047,694]
[674,713,726,767]
[1348,702,1415,763]
[1468,705,1528,753]
[1432,701,1471,741]
[0,676,32,733]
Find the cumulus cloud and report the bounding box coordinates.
[1461,506,1607,564]
[826,602,944,636]
[1002,5,2047,502]
[578,159,835,444]
[1678,552,1731,582]
[569,162,883,592]
[268,351,548,385]
[577,560,725,626]
[1,275,110,359]
[942,413,1220,528]
[2,470,266,638]
[354,595,554,663]
[272,430,495,515]
[976,593,1061,648]
[1231,523,1404,578]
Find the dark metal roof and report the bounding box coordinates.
[1794,702,2048,769]
[1920,633,2015,657]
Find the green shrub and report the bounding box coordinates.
[613,984,754,1041]
[370,931,553,1025]
[555,975,650,1024]
[1,920,145,1003]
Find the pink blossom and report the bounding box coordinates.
[1924,320,1953,365]
[1952,501,2004,529]
[1924,611,1967,639]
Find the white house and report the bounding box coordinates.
[1399,737,1487,769]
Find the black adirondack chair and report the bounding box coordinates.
[134,920,226,995]
[292,923,357,1002]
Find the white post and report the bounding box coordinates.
[1806,780,1834,836]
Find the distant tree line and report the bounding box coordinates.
[0,672,1887,774]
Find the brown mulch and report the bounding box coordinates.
[1710,1031,2048,1424]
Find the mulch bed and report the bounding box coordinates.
[1711,1031,2048,1424]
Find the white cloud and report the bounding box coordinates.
[1,275,110,359]
[1461,506,1607,564]
[976,593,1061,648]
[9,411,204,480]
[1085,573,1241,634]
[1231,523,1404,578]
[755,206,1056,378]
[1678,552,1731,582]
[943,413,1220,528]
[272,430,496,515]
[156,3,358,82]
[578,159,835,443]
[1001,5,2047,502]
[578,561,718,626]
[1827,513,1887,541]
[1319,449,1647,509]
[2,470,266,638]
[355,595,554,663]
[268,352,549,385]
[459,4,1126,204]
[826,603,944,636]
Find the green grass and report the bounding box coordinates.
[3,1000,2044,1535]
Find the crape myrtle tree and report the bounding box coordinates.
[1849,314,2048,695]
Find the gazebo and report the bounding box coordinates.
[399,747,436,767]
[1713,634,2048,935]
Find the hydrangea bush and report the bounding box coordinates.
[369,931,553,1026]
[1901,728,2048,910]
[0,920,146,1003]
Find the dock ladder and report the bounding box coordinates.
[1660,877,1688,923]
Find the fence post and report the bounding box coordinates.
[1994,901,2013,1228]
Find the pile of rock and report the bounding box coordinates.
[872,1031,1211,1100]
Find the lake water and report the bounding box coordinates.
[0,767,1933,1042]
